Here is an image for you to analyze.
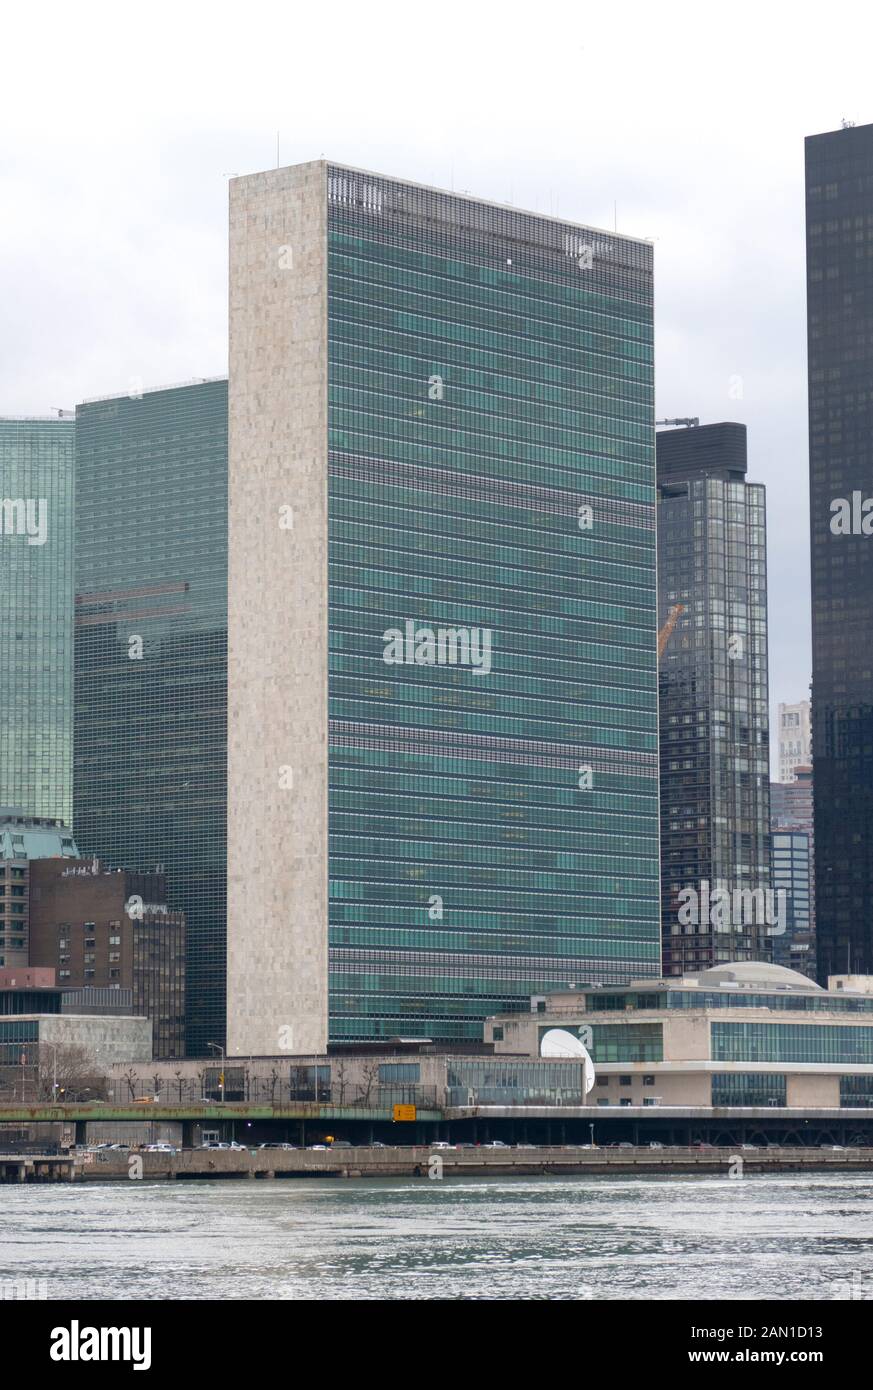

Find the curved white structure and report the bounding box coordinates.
[540,1027,596,1093]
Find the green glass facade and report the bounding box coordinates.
[587,1022,663,1062]
[712,1021,873,1064]
[446,1058,585,1105]
[73,382,227,1055]
[325,168,659,1041]
[591,987,873,1015]
[0,417,74,823]
[711,1072,787,1107]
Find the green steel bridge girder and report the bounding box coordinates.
[0,1104,443,1124]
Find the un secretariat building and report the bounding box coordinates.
[227,163,660,1053]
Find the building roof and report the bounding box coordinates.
[689,962,825,992]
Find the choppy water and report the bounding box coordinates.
[3,1172,873,1300]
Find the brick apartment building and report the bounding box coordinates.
[28,859,185,1057]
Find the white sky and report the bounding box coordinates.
[4,0,871,768]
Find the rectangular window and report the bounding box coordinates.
[378,1063,420,1083]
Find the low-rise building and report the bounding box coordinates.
[485,962,873,1110]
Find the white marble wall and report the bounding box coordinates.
[227,161,329,1056]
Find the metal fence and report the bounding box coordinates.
[104,1075,439,1109]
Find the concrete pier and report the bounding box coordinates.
[9,1144,869,1183]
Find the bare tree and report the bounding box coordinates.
[289,1065,309,1101]
[334,1057,349,1107]
[357,1061,380,1108]
[39,1045,109,1103]
[123,1068,139,1102]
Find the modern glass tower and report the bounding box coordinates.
[657,423,771,975]
[807,122,873,979]
[73,380,227,1054]
[228,163,660,1052]
[0,415,75,823]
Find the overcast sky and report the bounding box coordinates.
[4,0,871,770]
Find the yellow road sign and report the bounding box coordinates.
[393,1104,416,1122]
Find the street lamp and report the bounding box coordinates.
[207,1042,225,1104]
[589,1122,595,1148]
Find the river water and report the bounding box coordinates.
[3,1172,872,1300]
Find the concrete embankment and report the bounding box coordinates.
[50,1144,873,1182]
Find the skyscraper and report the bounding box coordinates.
[807,122,873,980]
[777,699,812,781]
[0,415,74,823]
[228,162,661,1054]
[657,422,771,975]
[770,828,815,979]
[73,380,227,1054]
[0,808,79,969]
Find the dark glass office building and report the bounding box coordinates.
[807,122,873,979]
[228,163,661,1051]
[0,415,75,823]
[657,423,771,974]
[73,380,227,1054]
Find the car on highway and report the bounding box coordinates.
[431,1140,455,1149]
[258,1142,297,1151]
[482,1140,509,1148]
[307,1144,327,1151]
[143,1143,177,1153]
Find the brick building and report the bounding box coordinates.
[28,859,185,1057]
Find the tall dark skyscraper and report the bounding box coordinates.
[657,423,771,975]
[807,122,873,979]
[73,380,227,1054]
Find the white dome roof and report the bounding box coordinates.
[692,961,824,992]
